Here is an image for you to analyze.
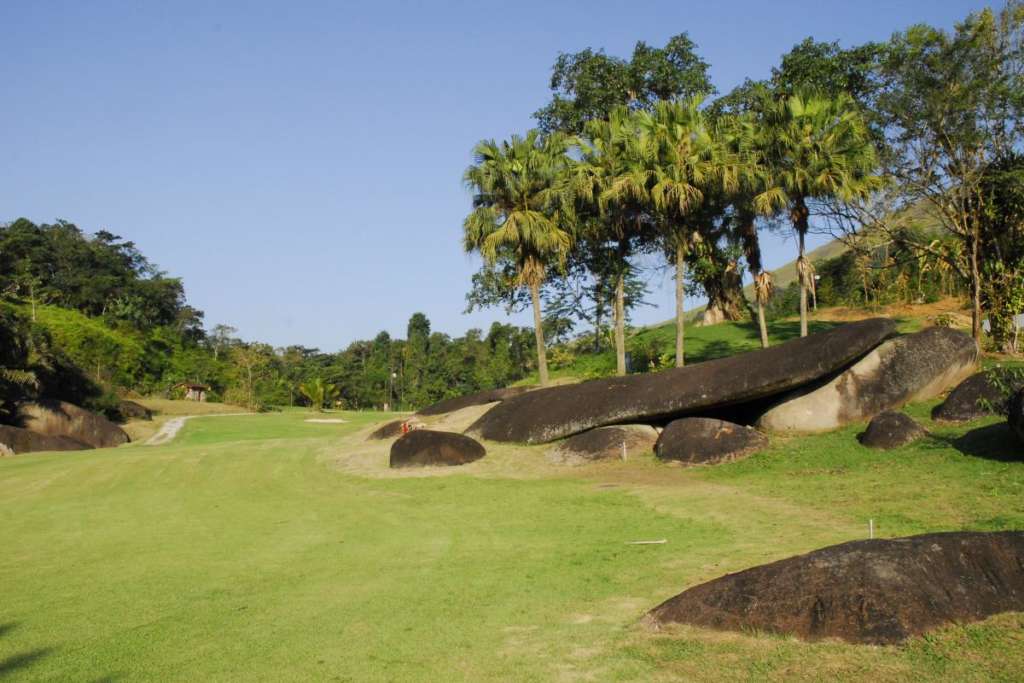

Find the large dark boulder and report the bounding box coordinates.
[18,400,129,448]
[118,400,153,421]
[389,429,486,468]
[655,418,768,465]
[1010,389,1024,444]
[416,386,535,417]
[469,319,896,444]
[0,425,91,456]
[549,424,658,464]
[858,411,927,449]
[647,531,1024,645]
[367,419,406,440]
[932,369,1024,422]
[758,327,978,434]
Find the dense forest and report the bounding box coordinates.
[2,2,1022,417]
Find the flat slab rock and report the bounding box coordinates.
[416,386,534,416]
[389,429,486,468]
[1010,389,1024,444]
[0,424,91,456]
[858,411,927,449]
[758,327,978,434]
[932,369,1024,422]
[549,424,658,464]
[469,319,896,444]
[646,531,1024,645]
[17,400,129,449]
[655,418,768,465]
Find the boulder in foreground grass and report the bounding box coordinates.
[0,425,91,455]
[18,400,129,449]
[1010,389,1024,444]
[549,424,658,464]
[655,418,768,465]
[758,327,978,434]
[932,369,1024,422]
[858,411,927,449]
[646,531,1024,645]
[470,319,896,444]
[416,386,535,416]
[389,429,486,468]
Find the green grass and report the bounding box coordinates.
[2,397,1024,681]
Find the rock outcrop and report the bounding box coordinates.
[368,419,406,440]
[758,327,978,434]
[18,400,129,449]
[932,369,1024,422]
[655,418,768,465]
[0,425,91,456]
[858,411,927,449]
[1010,389,1024,444]
[469,319,896,444]
[389,429,486,468]
[118,400,153,421]
[416,386,534,416]
[646,531,1024,645]
[549,424,658,464]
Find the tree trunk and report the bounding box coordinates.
[970,231,982,344]
[593,279,603,353]
[615,272,626,376]
[675,242,686,367]
[798,229,809,338]
[756,298,769,349]
[530,280,550,387]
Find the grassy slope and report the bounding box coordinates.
[2,368,1024,681]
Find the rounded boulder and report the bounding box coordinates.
[549,424,658,464]
[17,400,129,449]
[655,417,768,465]
[858,411,927,449]
[1010,389,1024,444]
[389,429,486,468]
[932,369,1024,422]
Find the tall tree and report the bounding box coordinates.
[756,92,880,336]
[463,131,575,386]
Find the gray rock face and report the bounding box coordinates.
[858,411,927,449]
[18,400,129,449]
[647,531,1024,645]
[0,424,91,455]
[389,429,486,468]
[758,327,978,434]
[1010,390,1024,444]
[932,370,1024,422]
[469,319,897,444]
[655,418,768,465]
[549,424,658,464]
[416,386,535,416]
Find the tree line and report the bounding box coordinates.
[462,2,1024,386]
[0,219,538,417]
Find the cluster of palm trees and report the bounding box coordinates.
[464,91,879,386]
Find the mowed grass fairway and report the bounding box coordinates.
[2,404,1024,681]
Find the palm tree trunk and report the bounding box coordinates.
[798,229,808,338]
[530,280,550,387]
[756,298,769,348]
[615,272,626,376]
[675,241,686,368]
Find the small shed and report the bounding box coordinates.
[174,382,210,402]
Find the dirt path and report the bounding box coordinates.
[145,413,251,446]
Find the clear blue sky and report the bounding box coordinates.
[1,0,990,350]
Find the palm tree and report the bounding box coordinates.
[571,109,653,376]
[755,92,879,337]
[463,130,575,387]
[636,98,735,366]
[725,111,776,348]
[299,377,339,412]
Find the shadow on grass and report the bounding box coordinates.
[946,423,1024,462]
[0,621,59,679]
